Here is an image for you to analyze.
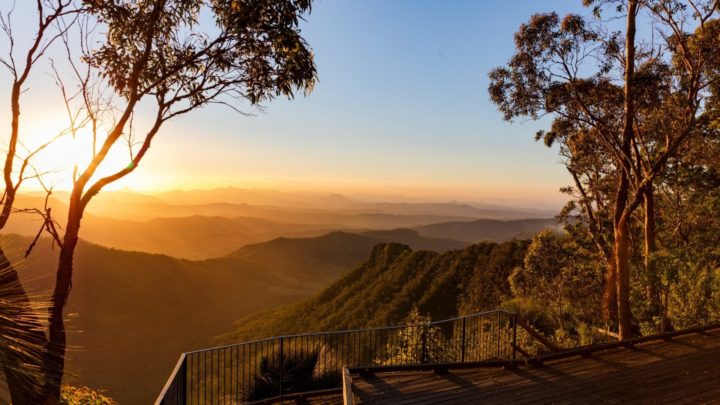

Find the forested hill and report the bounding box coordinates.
[0,231,466,403]
[3,235,313,404]
[218,240,529,343]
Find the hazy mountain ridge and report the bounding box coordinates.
[414,218,561,243]
[7,190,557,259]
[229,230,470,282]
[23,188,557,221]
[359,228,468,251]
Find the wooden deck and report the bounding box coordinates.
[345,328,720,404]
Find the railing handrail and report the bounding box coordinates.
[157,308,517,404]
[183,308,510,355]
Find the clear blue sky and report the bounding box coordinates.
[7,0,592,208]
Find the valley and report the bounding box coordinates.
[2,188,558,403]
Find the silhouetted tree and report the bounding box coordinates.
[1,1,317,402]
[0,2,83,403]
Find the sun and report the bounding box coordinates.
[19,114,139,191]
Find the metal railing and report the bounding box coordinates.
[156,309,517,404]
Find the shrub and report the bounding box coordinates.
[59,385,116,405]
[247,348,340,401]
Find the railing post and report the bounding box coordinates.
[460,317,467,362]
[180,358,187,405]
[279,337,284,399]
[421,327,428,364]
[496,310,501,358]
[512,312,517,362]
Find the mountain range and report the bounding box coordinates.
[4,228,472,403]
[2,187,560,403]
[218,240,529,343]
[415,218,561,243]
[6,189,558,259]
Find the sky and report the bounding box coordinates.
[2,0,593,208]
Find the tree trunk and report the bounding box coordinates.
[602,260,618,325]
[643,184,659,329]
[615,216,633,340]
[642,184,672,332]
[0,188,16,230]
[616,0,637,341]
[41,194,83,404]
[0,247,46,404]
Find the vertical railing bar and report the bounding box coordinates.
[196,353,200,405]
[188,354,192,405]
[228,347,232,403]
[322,334,327,376]
[279,337,284,399]
[366,329,370,365]
[512,312,518,361]
[232,346,237,403]
[181,357,187,405]
[333,331,338,373]
[210,350,213,405]
[421,323,424,363]
[202,351,205,405]
[251,343,255,403]
[461,317,467,363]
[242,344,246,402]
[219,349,222,403]
[241,344,244,401]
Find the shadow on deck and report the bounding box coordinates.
[338,327,720,404]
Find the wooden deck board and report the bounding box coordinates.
[349,329,720,404]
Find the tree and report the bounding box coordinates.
[381,308,446,365]
[489,0,719,339]
[0,1,317,402]
[509,230,603,332]
[0,2,84,403]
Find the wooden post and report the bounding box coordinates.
[342,368,354,405]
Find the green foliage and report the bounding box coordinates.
[489,0,720,339]
[218,240,528,343]
[631,251,679,333]
[500,297,555,336]
[459,240,530,315]
[508,231,602,332]
[86,0,316,104]
[60,385,116,405]
[667,262,720,329]
[380,308,447,365]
